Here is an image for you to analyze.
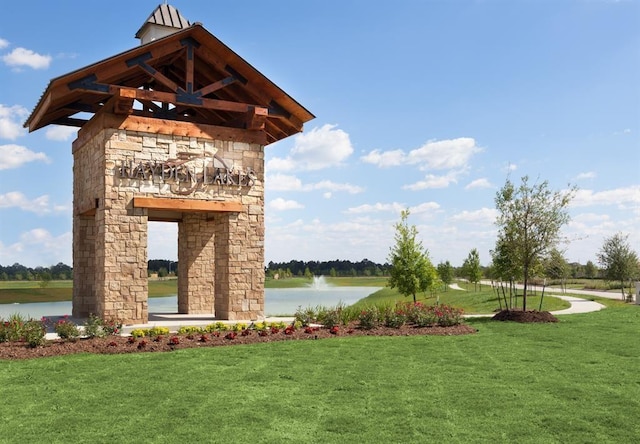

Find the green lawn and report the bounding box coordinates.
[354,282,571,314]
[0,279,179,304]
[1,306,638,442]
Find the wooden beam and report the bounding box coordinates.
[195,76,238,97]
[246,106,268,131]
[133,197,243,213]
[105,85,260,114]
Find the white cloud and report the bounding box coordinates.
[503,163,518,172]
[2,47,51,69]
[0,38,8,49]
[0,192,67,215]
[266,124,354,172]
[465,178,492,190]
[0,230,72,268]
[361,138,481,171]
[572,185,640,208]
[265,173,303,191]
[268,198,304,211]
[450,207,498,224]
[410,202,441,214]
[575,171,597,180]
[323,192,332,199]
[0,104,28,140]
[403,170,462,190]
[45,125,77,141]
[360,149,405,168]
[307,180,364,194]
[0,144,49,169]
[266,174,363,194]
[344,202,406,214]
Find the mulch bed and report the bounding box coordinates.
[0,323,477,360]
[492,310,559,323]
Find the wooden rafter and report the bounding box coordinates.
[25,24,314,143]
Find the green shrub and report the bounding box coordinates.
[4,314,26,342]
[54,317,81,340]
[357,306,380,329]
[434,305,464,327]
[147,326,170,337]
[130,329,147,338]
[232,323,248,332]
[22,319,46,348]
[177,326,203,335]
[317,308,340,329]
[381,305,406,328]
[294,306,318,326]
[84,314,106,338]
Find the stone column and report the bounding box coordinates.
[214,211,264,320]
[91,195,148,324]
[72,216,96,318]
[177,213,215,314]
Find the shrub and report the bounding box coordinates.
[382,306,406,328]
[147,326,170,337]
[434,305,464,327]
[54,317,81,340]
[177,325,203,335]
[22,319,47,348]
[232,323,248,332]
[0,320,9,343]
[4,314,26,342]
[205,321,230,332]
[252,321,267,331]
[130,329,147,338]
[318,308,340,329]
[102,318,122,336]
[357,306,380,329]
[84,314,106,338]
[294,306,318,326]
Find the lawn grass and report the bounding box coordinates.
[0,280,179,304]
[0,306,638,442]
[354,282,571,314]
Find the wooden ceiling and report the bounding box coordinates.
[25,24,314,145]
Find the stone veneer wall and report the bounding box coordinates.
[72,114,265,324]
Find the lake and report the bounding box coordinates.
[0,286,379,320]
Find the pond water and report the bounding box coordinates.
[0,286,379,320]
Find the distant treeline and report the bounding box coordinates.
[0,263,73,281]
[0,258,602,281]
[265,259,392,278]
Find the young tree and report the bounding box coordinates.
[597,233,639,300]
[584,260,598,279]
[462,248,483,291]
[437,261,454,291]
[545,248,569,291]
[494,176,576,311]
[387,210,437,302]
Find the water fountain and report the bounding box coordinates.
[309,275,330,290]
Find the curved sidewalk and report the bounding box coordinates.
[547,294,605,315]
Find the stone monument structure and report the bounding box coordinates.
[24,4,314,324]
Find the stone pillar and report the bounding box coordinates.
[177,213,215,314]
[72,216,96,318]
[214,211,264,320]
[96,199,149,324]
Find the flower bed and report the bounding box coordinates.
[0,302,475,360]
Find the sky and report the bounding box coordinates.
[0,0,638,269]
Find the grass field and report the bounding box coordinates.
[0,279,180,304]
[353,281,572,314]
[0,305,638,442]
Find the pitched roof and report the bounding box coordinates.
[25,23,314,145]
[135,3,191,39]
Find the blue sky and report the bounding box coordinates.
[0,0,638,268]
